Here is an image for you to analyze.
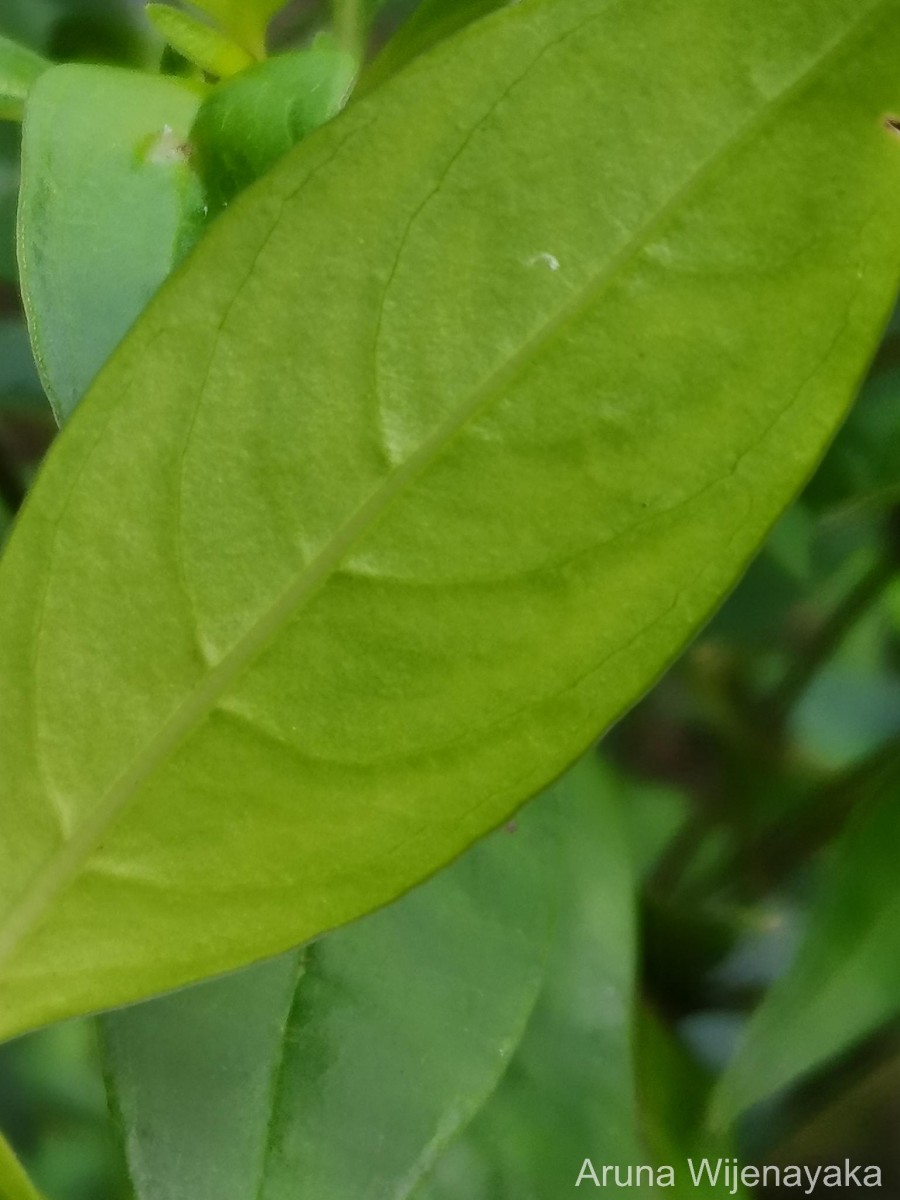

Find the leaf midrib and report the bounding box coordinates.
[0,0,888,975]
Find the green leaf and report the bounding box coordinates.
[145,4,254,78]
[0,3,56,54]
[173,0,285,60]
[104,788,557,1200]
[0,35,49,122]
[18,65,203,422]
[713,759,900,1122]
[0,1131,45,1200]
[1,0,900,1041]
[191,34,356,212]
[417,755,641,1198]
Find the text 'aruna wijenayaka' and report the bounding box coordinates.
[575,1158,883,1193]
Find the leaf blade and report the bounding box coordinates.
[2,0,900,1038]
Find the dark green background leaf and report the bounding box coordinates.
[0,36,49,122]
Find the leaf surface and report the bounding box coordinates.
[104,787,557,1200]
[0,35,49,122]
[714,759,900,1121]
[17,65,202,421]
[2,0,900,1039]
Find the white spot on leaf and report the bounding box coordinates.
[527,251,560,271]
[147,124,189,166]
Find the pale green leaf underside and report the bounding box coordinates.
[105,784,558,1200]
[1,0,900,1040]
[714,766,900,1122]
[0,34,49,122]
[18,65,202,422]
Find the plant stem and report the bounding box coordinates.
[767,546,897,724]
[332,0,365,63]
[0,441,25,515]
[715,735,900,897]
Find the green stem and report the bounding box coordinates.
[767,549,897,724]
[332,0,365,63]
[717,735,900,897]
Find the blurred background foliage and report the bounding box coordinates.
[0,2,899,1198]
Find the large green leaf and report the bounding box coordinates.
[104,784,557,1200]
[417,754,643,1198]
[18,65,203,422]
[714,760,900,1122]
[1,0,900,1041]
[0,36,49,122]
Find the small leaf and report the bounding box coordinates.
[104,787,558,1200]
[18,64,203,421]
[145,4,253,78]
[0,35,49,122]
[187,0,286,58]
[0,1130,46,1200]
[2,0,900,1040]
[713,760,900,1122]
[192,34,356,212]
